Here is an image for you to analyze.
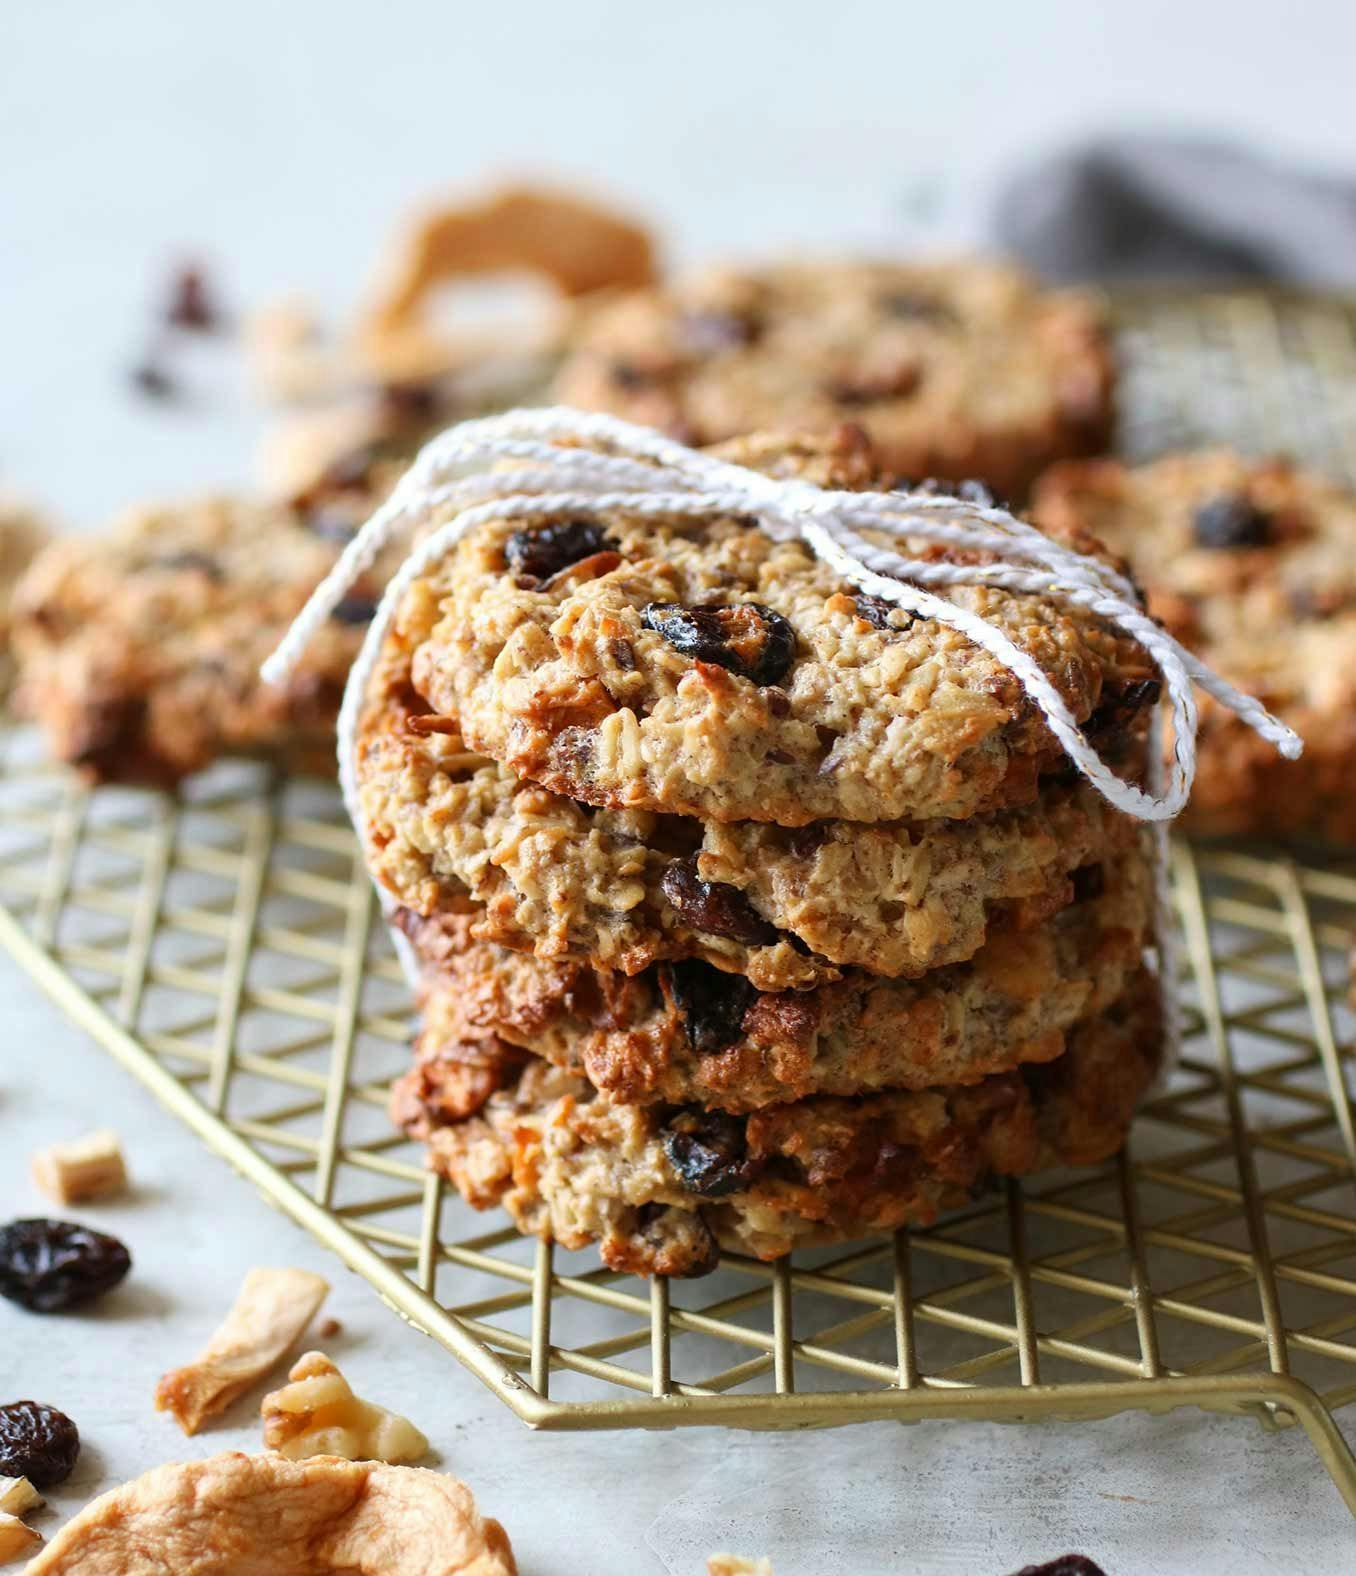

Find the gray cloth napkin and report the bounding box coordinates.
[992,136,1356,287]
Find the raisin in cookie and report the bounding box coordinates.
[12,492,399,786]
[357,614,1140,991]
[1033,450,1356,840]
[553,259,1114,502]
[398,840,1152,1111]
[402,428,1156,825]
[413,987,1160,1276]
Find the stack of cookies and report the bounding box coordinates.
[360,426,1164,1276]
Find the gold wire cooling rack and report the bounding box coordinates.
[3,289,1356,1510]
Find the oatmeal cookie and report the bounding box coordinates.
[12,490,402,786]
[1033,450,1356,840]
[398,840,1153,1111]
[418,986,1160,1276]
[357,617,1140,990]
[553,259,1114,501]
[401,427,1157,825]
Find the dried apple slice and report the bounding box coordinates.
[155,1267,329,1435]
[24,1452,516,1575]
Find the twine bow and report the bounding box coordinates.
[263,406,1302,831]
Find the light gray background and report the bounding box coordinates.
[3,4,1356,1571]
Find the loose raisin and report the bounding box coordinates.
[641,601,795,686]
[330,594,379,625]
[505,519,617,582]
[1008,1558,1108,1576]
[166,265,219,332]
[130,360,176,399]
[0,1400,80,1488]
[662,960,757,1055]
[1193,493,1271,549]
[0,1218,131,1313]
[662,1110,764,1198]
[661,857,779,946]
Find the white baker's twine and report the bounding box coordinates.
[262,407,1299,1064]
[1147,710,1183,1080]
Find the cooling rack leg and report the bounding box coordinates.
[1274,1380,1356,1518]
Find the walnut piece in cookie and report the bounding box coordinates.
[31,1129,127,1206]
[402,427,1154,827]
[155,1266,329,1435]
[555,258,1114,501]
[261,1351,429,1465]
[708,1558,773,1576]
[1033,450,1356,840]
[22,1453,517,1575]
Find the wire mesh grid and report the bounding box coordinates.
[3,290,1356,1509]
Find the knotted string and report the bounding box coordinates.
[263,408,1300,1069]
[264,407,1299,827]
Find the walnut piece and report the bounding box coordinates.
[22,1452,517,1574]
[0,1513,41,1566]
[31,1129,128,1205]
[708,1559,774,1575]
[0,1479,43,1565]
[261,1351,429,1465]
[0,1479,41,1518]
[155,1266,329,1435]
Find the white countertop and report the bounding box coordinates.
[4,4,1356,1569]
[3,964,1352,1575]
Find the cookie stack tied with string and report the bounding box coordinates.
[264,410,1302,1278]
